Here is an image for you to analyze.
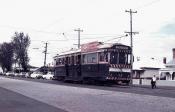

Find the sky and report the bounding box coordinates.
[0,0,175,67]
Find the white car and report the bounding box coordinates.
[42,72,54,80]
[19,72,30,78]
[14,73,20,77]
[30,72,42,79]
[5,72,14,76]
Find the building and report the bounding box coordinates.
[159,48,175,80]
[133,57,164,79]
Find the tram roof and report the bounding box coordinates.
[53,42,130,58]
[54,48,81,58]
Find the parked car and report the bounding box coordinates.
[19,72,29,78]
[14,73,20,77]
[42,72,54,80]
[6,72,15,77]
[14,72,30,78]
[30,72,42,79]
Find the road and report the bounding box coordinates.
[0,87,67,112]
[0,76,175,112]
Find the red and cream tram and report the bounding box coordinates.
[53,41,132,85]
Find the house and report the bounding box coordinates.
[133,57,164,79]
[159,48,175,80]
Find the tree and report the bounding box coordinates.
[0,42,14,72]
[12,32,30,72]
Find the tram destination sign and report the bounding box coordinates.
[115,46,129,50]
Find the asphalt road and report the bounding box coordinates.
[0,76,175,112]
[0,87,67,112]
[3,76,175,98]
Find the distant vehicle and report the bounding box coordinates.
[6,72,15,76]
[18,72,29,78]
[14,72,30,78]
[14,73,20,77]
[30,72,42,79]
[42,72,54,80]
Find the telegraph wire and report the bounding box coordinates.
[104,34,128,42]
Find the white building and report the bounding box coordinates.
[159,48,175,80]
[133,57,164,79]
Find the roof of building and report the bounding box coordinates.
[133,58,165,70]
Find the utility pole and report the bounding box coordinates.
[43,42,48,67]
[74,28,83,49]
[125,9,138,84]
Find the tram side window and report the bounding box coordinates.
[60,58,63,64]
[68,57,71,65]
[55,58,65,65]
[76,55,81,64]
[75,56,77,64]
[63,58,65,64]
[82,53,97,64]
[56,59,59,65]
[99,52,108,62]
[82,55,85,64]
[71,56,74,65]
[99,52,104,62]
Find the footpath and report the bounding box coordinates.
[132,84,175,90]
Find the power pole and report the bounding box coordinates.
[74,28,83,49]
[125,9,138,84]
[43,42,48,67]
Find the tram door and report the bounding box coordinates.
[172,73,175,80]
[77,55,81,76]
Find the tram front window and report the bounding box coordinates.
[110,52,130,64]
[119,52,126,64]
[110,52,118,64]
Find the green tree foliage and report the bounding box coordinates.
[12,32,30,72]
[0,42,14,72]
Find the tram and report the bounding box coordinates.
[53,41,132,85]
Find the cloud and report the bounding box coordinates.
[159,22,175,35]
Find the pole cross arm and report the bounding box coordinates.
[125,32,139,35]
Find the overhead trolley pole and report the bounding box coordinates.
[74,28,83,49]
[125,9,138,84]
[43,42,48,67]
